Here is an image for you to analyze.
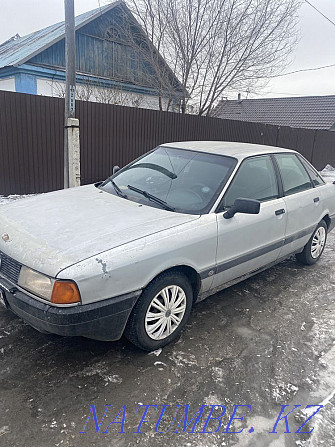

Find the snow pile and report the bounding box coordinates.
[0,195,34,205]
[320,164,335,182]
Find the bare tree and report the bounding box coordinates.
[122,0,300,115]
[51,77,144,107]
[108,1,184,112]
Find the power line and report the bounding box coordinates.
[253,91,313,97]
[239,89,332,97]
[268,62,335,78]
[304,0,335,27]
[255,91,331,97]
[234,87,335,98]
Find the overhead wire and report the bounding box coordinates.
[255,1,335,84]
[304,0,335,28]
[267,63,335,78]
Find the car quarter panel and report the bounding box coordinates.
[320,182,335,231]
[280,184,333,257]
[57,214,218,305]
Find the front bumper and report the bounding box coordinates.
[0,276,141,341]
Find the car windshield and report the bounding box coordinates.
[99,146,237,214]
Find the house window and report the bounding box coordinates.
[105,27,121,41]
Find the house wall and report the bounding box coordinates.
[23,5,181,109]
[36,78,167,110]
[29,7,155,89]
[37,78,57,96]
[0,77,15,92]
[15,73,37,94]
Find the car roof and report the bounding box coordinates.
[161,141,296,159]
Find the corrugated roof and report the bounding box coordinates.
[213,96,335,130]
[0,1,121,68]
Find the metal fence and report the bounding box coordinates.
[0,90,334,196]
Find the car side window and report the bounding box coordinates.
[275,154,313,195]
[298,156,325,187]
[221,155,279,209]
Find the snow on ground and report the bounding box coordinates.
[320,164,335,182]
[0,195,33,205]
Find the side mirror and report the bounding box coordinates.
[223,198,260,219]
[113,165,121,175]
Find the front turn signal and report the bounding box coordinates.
[51,280,81,304]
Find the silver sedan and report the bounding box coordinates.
[0,142,334,350]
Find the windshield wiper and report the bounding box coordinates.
[128,163,177,179]
[127,185,175,211]
[109,179,128,199]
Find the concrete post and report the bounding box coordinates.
[66,117,81,188]
[64,0,76,188]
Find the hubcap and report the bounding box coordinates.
[145,285,187,340]
[311,227,326,259]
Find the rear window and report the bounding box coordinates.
[298,156,325,187]
[275,154,313,195]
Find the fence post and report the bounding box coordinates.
[66,117,81,187]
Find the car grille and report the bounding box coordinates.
[0,251,22,284]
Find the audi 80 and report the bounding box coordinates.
[0,142,334,350]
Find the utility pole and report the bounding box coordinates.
[64,0,79,188]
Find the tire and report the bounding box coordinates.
[124,271,193,351]
[296,220,327,266]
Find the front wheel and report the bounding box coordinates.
[124,272,193,351]
[296,220,327,265]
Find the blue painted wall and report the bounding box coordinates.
[1,4,181,98]
[28,7,157,88]
[15,73,37,94]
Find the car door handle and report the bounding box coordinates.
[275,209,285,216]
[313,197,320,203]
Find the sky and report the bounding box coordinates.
[1,0,334,100]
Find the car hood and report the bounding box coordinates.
[0,185,199,277]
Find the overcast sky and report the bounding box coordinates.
[1,0,334,100]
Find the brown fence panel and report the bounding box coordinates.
[277,126,318,162]
[1,90,335,195]
[312,130,335,170]
[0,91,64,195]
[294,128,316,163]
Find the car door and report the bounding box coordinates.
[212,155,287,288]
[274,153,325,257]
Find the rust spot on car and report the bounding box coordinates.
[96,258,108,276]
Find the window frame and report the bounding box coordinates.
[297,154,326,187]
[215,154,282,213]
[272,153,314,197]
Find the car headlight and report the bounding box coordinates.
[18,266,54,300]
[18,266,81,304]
